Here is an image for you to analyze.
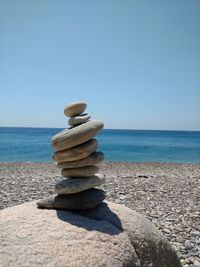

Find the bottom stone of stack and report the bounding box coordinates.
[55,173,105,194]
[37,188,106,210]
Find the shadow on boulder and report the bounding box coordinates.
[56,202,123,235]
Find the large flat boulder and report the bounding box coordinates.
[0,201,181,267]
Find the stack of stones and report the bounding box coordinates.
[37,101,106,210]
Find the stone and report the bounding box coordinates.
[56,152,104,169]
[64,101,87,117]
[52,139,98,163]
[185,240,192,249]
[55,173,105,194]
[37,188,106,210]
[68,113,91,126]
[163,228,171,234]
[194,260,200,267]
[52,120,104,151]
[61,166,99,177]
[190,231,200,237]
[0,200,181,267]
[174,225,183,232]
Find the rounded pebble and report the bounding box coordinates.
[52,139,98,163]
[52,120,103,151]
[64,101,87,117]
[55,173,105,194]
[56,152,104,169]
[68,113,91,127]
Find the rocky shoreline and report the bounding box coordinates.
[0,162,200,267]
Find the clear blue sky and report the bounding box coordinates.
[0,0,199,130]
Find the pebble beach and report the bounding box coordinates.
[0,161,200,267]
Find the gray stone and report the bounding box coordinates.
[174,225,183,232]
[163,228,171,234]
[194,260,200,267]
[68,113,91,126]
[0,200,181,267]
[56,152,104,169]
[52,120,104,151]
[55,173,105,194]
[190,231,200,237]
[62,166,99,177]
[64,101,87,117]
[185,240,192,249]
[37,188,106,210]
[52,139,98,163]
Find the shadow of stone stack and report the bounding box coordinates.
[37,101,106,210]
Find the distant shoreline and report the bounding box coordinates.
[1,126,200,132]
[0,161,200,165]
[1,127,200,163]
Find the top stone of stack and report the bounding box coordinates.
[64,101,87,117]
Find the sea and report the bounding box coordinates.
[0,127,200,163]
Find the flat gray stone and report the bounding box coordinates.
[52,139,98,163]
[52,120,104,151]
[62,166,99,177]
[55,173,105,194]
[68,113,91,126]
[0,201,181,267]
[56,152,104,169]
[37,188,106,210]
[64,101,87,117]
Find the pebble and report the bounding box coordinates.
[163,228,171,234]
[191,231,200,237]
[194,260,200,267]
[68,113,91,126]
[37,188,106,210]
[52,139,98,163]
[64,101,87,117]
[61,166,99,177]
[51,120,104,151]
[56,152,104,169]
[185,240,192,249]
[175,225,184,232]
[55,173,105,194]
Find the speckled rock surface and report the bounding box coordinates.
[0,200,181,267]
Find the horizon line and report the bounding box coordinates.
[0,125,200,132]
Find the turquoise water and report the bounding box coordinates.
[0,127,200,163]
